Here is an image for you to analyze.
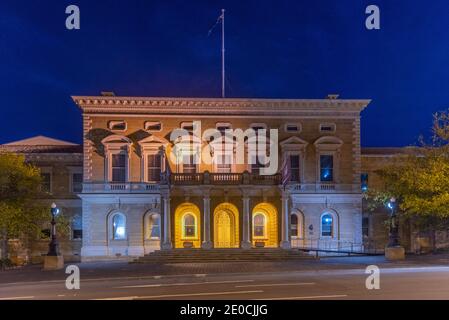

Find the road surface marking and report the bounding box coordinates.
[195,274,207,277]
[136,290,263,300]
[236,282,315,288]
[94,296,139,300]
[115,279,254,289]
[255,294,348,300]
[0,296,34,300]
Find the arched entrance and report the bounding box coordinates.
[213,203,239,248]
[252,203,278,248]
[174,203,201,248]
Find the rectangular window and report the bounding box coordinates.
[41,173,51,193]
[182,154,197,173]
[147,154,162,182]
[285,123,301,133]
[215,125,232,173]
[320,155,334,182]
[145,121,162,131]
[108,120,127,131]
[320,123,336,133]
[111,154,126,182]
[72,173,83,193]
[290,155,300,182]
[73,229,83,240]
[362,217,369,237]
[361,173,369,192]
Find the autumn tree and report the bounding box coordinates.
[0,152,48,260]
[367,110,449,248]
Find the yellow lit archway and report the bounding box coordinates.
[174,203,201,248]
[252,203,278,248]
[213,203,239,248]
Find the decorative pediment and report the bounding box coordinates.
[280,136,308,151]
[314,136,343,151]
[138,134,170,147]
[101,134,132,145]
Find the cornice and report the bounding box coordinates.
[72,96,371,116]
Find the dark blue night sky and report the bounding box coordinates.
[1,0,448,146]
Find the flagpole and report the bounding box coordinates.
[221,9,225,98]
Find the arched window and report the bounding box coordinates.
[253,213,266,238]
[148,214,161,239]
[321,214,333,237]
[112,213,126,240]
[291,214,298,238]
[183,213,196,238]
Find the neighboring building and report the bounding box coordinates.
[72,95,370,260]
[0,136,83,263]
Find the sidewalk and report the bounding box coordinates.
[1,253,448,285]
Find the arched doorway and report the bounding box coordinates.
[174,203,201,248]
[213,203,239,248]
[252,203,278,247]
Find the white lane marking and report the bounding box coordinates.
[115,279,254,289]
[0,296,34,300]
[255,294,348,300]
[195,274,207,277]
[136,290,263,300]
[94,296,139,300]
[236,282,315,288]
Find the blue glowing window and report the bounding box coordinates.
[320,155,334,182]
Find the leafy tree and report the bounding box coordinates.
[0,152,48,259]
[367,110,449,249]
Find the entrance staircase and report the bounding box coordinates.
[132,248,313,264]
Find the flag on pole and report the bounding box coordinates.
[281,155,291,188]
[208,11,224,37]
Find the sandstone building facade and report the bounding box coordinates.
[7,95,433,262]
[71,95,370,260]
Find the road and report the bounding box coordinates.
[1,266,449,300]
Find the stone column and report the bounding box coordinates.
[202,191,213,249]
[161,193,172,249]
[241,194,251,249]
[280,192,291,249]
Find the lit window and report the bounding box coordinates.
[72,173,83,193]
[111,154,126,182]
[144,121,162,131]
[320,155,334,182]
[108,120,127,131]
[291,214,298,237]
[112,214,126,240]
[361,173,369,192]
[147,154,162,182]
[253,213,266,238]
[41,173,51,193]
[183,214,196,238]
[321,214,333,237]
[149,214,161,239]
[319,123,336,133]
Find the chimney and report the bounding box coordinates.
[326,94,339,100]
[101,91,116,97]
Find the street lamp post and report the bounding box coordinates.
[384,197,405,260]
[387,197,400,247]
[47,203,60,256]
[43,203,64,270]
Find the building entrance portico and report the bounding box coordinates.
[213,203,239,248]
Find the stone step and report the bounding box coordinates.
[132,249,313,264]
